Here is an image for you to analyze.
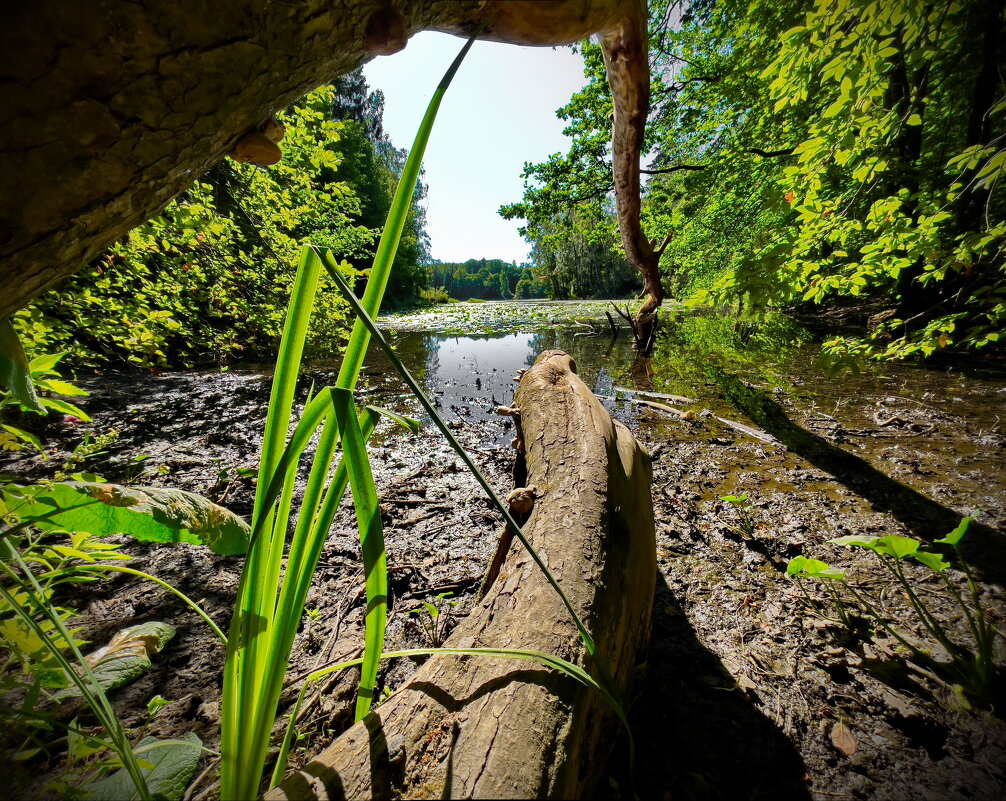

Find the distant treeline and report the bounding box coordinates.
[429,259,549,300]
[429,254,639,301]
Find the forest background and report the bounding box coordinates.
[11,0,1005,371]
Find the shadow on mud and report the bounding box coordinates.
[709,368,1006,583]
[616,573,810,801]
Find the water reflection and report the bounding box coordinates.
[363,328,644,447]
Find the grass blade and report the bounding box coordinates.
[336,35,477,391]
[318,252,606,665]
[222,247,321,801]
[330,388,387,720]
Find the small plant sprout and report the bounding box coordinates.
[305,607,323,622]
[408,592,460,647]
[146,695,170,719]
[718,492,756,538]
[785,555,851,626]
[790,519,1002,704]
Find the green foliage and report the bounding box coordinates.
[84,734,203,801]
[219,38,477,798]
[1,347,91,456]
[408,592,460,647]
[0,501,154,797]
[13,81,435,368]
[430,258,540,300]
[510,0,1006,360]
[330,70,432,305]
[6,481,250,555]
[717,493,756,538]
[789,519,1001,704]
[417,285,452,305]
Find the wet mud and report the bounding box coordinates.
[3,300,1005,800]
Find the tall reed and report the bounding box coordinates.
[219,36,477,801]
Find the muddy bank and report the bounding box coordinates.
[2,300,1005,800]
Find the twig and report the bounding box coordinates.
[713,416,779,444]
[614,386,697,404]
[636,398,695,419]
[605,310,619,337]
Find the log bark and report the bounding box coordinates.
[1,0,664,320]
[266,350,656,800]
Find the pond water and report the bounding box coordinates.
[336,300,1006,523]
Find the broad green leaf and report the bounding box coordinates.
[40,397,92,422]
[0,319,45,413]
[36,379,89,397]
[56,621,175,700]
[27,352,67,374]
[86,733,202,801]
[871,536,921,559]
[935,517,971,546]
[786,555,845,580]
[8,482,249,555]
[909,552,950,572]
[829,535,877,548]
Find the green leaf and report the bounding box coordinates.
[829,535,877,548]
[37,379,89,397]
[906,114,922,126]
[0,319,45,413]
[56,622,175,700]
[1,424,43,453]
[935,517,971,546]
[40,397,92,422]
[909,552,950,572]
[364,405,421,433]
[68,719,108,764]
[871,536,921,559]
[7,482,249,555]
[27,352,67,375]
[786,555,845,580]
[331,388,387,722]
[85,733,202,801]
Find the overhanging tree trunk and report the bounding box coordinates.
[266,350,656,800]
[1,0,666,329]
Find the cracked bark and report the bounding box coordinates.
[1,0,665,327]
[266,350,655,800]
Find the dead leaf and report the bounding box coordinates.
[830,721,857,756]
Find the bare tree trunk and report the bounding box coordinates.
[1,0,664,320]
[266,350,656,800]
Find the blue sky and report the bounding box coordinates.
[363,32,589,265]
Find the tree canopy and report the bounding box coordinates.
[505,0,1005,361]
[16,77,433,368]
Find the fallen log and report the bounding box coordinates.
[268,350,656,800]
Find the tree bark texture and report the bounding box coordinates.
[1,0,663,320]
[266,350,656,800]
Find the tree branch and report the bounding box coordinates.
[641,165,707,174]
[641,147,795,176]
[747,147,795,158]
